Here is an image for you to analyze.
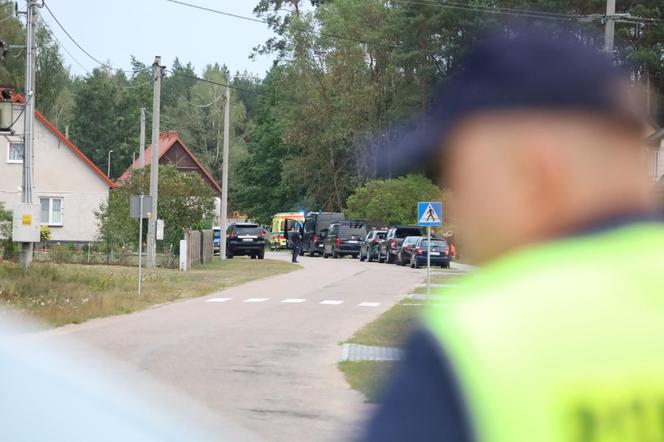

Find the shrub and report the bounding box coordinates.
[40,225,52,242]
[345,175,443,227]
[49,244,73,264]
[0,202,16,261]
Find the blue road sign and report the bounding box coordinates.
[418,202,443,227]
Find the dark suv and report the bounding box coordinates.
[379,226,425,263]
[226,223,266,259]
[323,221,368,259]
[359,229,387,262]
[302,212,345,256]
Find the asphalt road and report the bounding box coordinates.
[40,252,428,442]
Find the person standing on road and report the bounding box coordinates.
[362,31,664,442]
[290,227,302,263]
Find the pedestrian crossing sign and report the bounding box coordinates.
[418,202,443,227]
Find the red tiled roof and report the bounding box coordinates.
[119,131,222,194]
[11,94,115,188]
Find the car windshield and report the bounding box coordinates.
[396,228,422,238]
[421,239,447,248]
[339,226,367,237]
[235,225,260,235]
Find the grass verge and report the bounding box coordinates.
[0,258,299,327]
[339,270,468,402]
[346,300,425,348]
[338,361,395,403]
[338,300,424,403]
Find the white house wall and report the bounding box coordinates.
[0,104,110,242]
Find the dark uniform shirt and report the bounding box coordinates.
[290,231,302,248]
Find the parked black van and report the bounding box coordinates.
[302,212,345,256]
[323,221,368,259]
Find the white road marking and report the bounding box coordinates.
[244,298,269,303]
[205,298,232,303]
[320,300,343,305]
[282,298,306,303]
[358,302,381,307]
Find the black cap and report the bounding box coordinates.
[377,30,645,175]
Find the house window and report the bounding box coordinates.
[40,197,63,226]
[8,142,24,163]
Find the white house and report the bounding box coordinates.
[0,99,114,242]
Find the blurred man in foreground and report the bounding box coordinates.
[363,32,663,441]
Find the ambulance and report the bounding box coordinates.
[270,212,305,250]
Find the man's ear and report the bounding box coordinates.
[516,126,566,210]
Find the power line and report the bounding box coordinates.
[171,72,259,95]
[38,12,152,89]
[37,14,90,73]
[184,91,225,108]
[165,0,266,25]
[42,2,109,68]
[393,0,664,24]
[5,92,32,131]
[390,0,581,21]
[163,0,399,49]
[42,1,149,74]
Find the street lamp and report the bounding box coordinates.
[107,150,113,178]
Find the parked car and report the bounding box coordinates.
[396,236,424,266]
[302,212,345,256]
[379,226,425,263]
[323,221,368,259]
[359,229,387,262]
[409,237,451,268]
[212,226,222,256]
[226,222,266,259]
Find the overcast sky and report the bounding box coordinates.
[39,0,277,78]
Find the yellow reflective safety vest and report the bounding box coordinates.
[425,223,664,442]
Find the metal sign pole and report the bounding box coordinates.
[427,226,431,301]
[138,195,143,298]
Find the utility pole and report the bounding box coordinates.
[139,108,146,169]
[146,57,163,268]
[604,0,615,53]
[19,0,37,271]
[219,84,230,260]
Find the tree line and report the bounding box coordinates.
[1,0,662,226]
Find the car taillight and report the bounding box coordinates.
[335,237,341,246]
[259,231,264,239]
[416,247,423,255]
[403,245,412,251]
[444,247,449,255]
[390,240,397,248]
[313,234,317,243]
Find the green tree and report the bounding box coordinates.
[162,64,249,194]
[0,202,16,261]
[96,165,215,254]
[344,175,441,226]
[0,12,25,91]
[69,66,153,178]
[233,68,302,224]
[35,26,73,128]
